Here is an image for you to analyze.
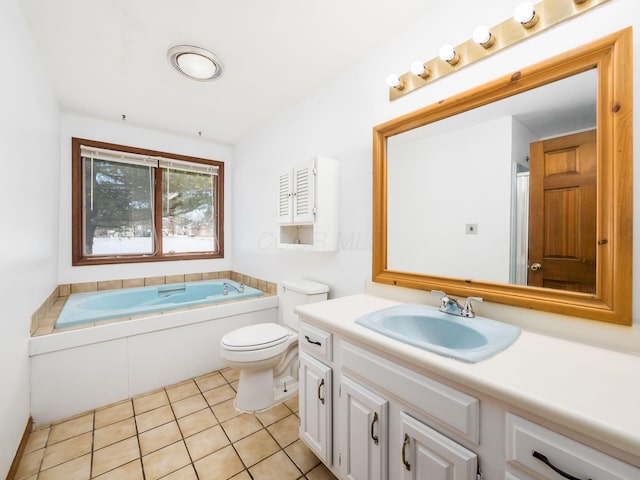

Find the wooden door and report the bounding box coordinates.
[528,130,596,293]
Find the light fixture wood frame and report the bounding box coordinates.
[389,0,612,101]
[374,28,633,325]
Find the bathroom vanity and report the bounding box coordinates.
[296,294,640,480]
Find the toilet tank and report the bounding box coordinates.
[278,279,329,330]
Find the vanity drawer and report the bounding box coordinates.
[342,342,479,444]
[506,413,640,480]
[299,322,332,362]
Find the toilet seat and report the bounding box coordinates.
[221,323,290,351]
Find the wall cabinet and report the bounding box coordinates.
[277,156,339,251]
[340,375,388,480]
[299,351,332,464]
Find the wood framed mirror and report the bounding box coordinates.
[373,28,632,325]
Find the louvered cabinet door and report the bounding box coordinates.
[292,163,315,223]
[277,170,293,224]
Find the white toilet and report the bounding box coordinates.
[220,279,329,412]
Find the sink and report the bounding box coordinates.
[355,304,520,363]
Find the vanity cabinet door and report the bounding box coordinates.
[340,375,389,480]
[399,413,477,480]
[299,352,332,464]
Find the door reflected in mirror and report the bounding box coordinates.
[387,70,598,293]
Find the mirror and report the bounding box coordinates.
[373,29,632,325]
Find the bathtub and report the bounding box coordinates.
[29,281,278,426]
[56,279,263,328]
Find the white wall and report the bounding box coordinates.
[58,113,233,284]
[388,116,513,282]
[0,0,60,476]
[233,0,640,342]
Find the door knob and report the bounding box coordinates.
[530,262,543,271]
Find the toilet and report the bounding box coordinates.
[220,279,329,412]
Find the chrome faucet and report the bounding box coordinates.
[223,281,245,295]
[431,290,483,318]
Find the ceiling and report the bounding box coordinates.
[20,0,442,144]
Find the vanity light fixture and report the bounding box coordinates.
[386,73,405,90]
[513,2,539,28]
[386,0,612,101]
[410,61,430,79]
[167,45,224,82]
[438,44,460,65]
[472,25,496,48]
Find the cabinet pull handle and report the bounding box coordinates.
[305,335,322,346]
[532,451,590,480]
[402,433,411,471]
[317,379,325,404]
[371,412,379,445]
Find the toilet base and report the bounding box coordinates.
[234,370,299,412]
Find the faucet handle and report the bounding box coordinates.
[462,296,483,317]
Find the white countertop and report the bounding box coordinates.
[295,294,640,459]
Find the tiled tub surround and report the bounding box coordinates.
[15,367,337,480]
[29,272,279,426]
[31,271,278,336]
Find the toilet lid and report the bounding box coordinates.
[221,323,290,351]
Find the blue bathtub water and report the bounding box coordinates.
[56,280,263,328]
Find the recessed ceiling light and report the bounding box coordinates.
[167,45,224,82]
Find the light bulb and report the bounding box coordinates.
[410,61,430,79]
[438,44,460,65]
[386,73,404,90]
[472,25,495,48]
[513,2,538,28]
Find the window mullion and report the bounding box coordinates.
[154,167,164,256]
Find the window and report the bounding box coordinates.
[72,138,224,265]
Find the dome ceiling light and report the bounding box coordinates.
[167,45,224,82]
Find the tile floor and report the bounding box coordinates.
[15,368,337,480]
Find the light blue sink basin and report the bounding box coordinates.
[355,304,520,363]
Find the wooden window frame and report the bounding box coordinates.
[72,137,224,266]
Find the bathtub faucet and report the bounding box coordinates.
[223,281,245,295]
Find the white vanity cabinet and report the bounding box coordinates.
[277,156,339,251]
[340,375,388,480]
[299,352,332,464]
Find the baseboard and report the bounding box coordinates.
[5,417,33,480]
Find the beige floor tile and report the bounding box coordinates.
[231,380,240,391]
[177,408,218,437]
[141,441,191,480]
[222,414,263,443]
[15,448,45,479]
[92,459,143,480]
[267,414,299,448]
[184,424,230,461]
[93,418,137,450]
[49,413,94,445]
[92,436,140,477]
[161,464,198,480]
[220,368,240,383]
[229,471,252,480]
[212,398,242,423]
[203,384,236,406]
[171,393,208,418]
[193,445,244,480]
[249,450,302,480]
[255,402,292,427]
[285,439,320,473]
[166,381,200,403]
[24,427,50,454]
[41,432,92,470]
[195,372,227,391]
[306,463,338,480]
[133,390,169,415]
[234,429,280,467]
[139,421,182,456]
[284,394,299,413]
[94,401,133,429]
[135,405,174,433]
[38,453,91,480]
